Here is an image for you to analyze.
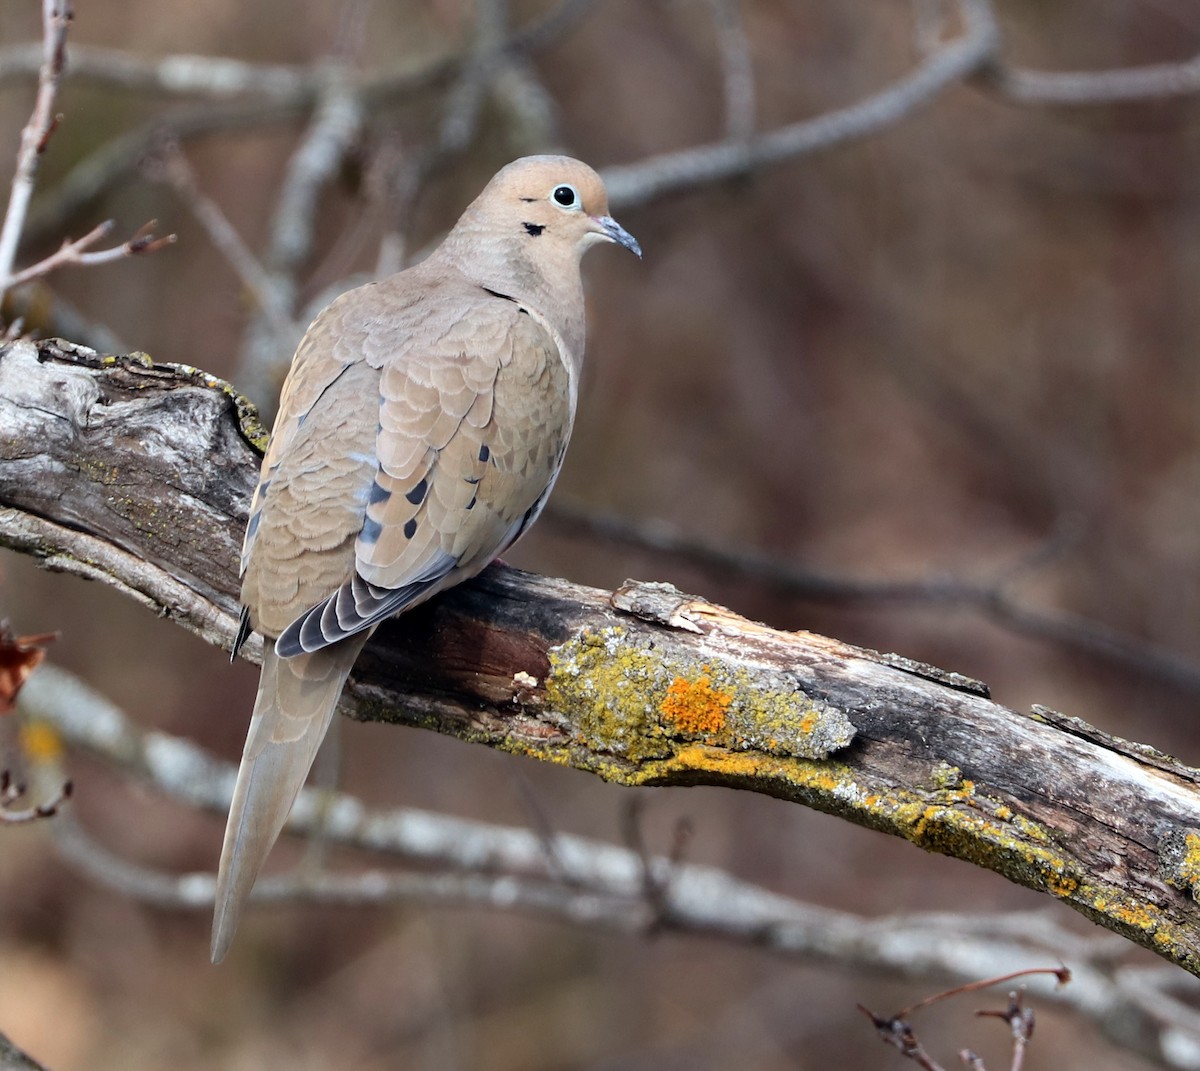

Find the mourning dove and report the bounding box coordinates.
[211,156,640,963]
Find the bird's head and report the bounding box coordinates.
[463,155,641,262]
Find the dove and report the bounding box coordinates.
[211,155,640,963]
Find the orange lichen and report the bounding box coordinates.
[1179,832,1200,890]
[1114,902,1160,931]
[1046,872,1078,898]
[659,672,733,736]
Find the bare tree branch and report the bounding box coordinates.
[147,142,291,341]
[984,53,1200,106]
[0,1,175,307]
[234,70,365,405]
[6,341,1200,998]
[0,0,594,101]
[705,0,756,141]
[0,43,326,101]
[11,0,593,252]
[602,0,999,209]
[0,0,73,299]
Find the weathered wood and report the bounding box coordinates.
[4,337,1200,975]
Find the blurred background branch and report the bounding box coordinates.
[18,659,1200,1070]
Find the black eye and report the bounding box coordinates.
[552,184,577,207]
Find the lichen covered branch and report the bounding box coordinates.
[5,339,1200,984]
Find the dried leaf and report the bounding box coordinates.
[0,622,57,715]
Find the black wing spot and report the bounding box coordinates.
[405,477,428,505]
[230,605,253,662]
[466,494,477,510]
[523,222,545,237]
[368,480,391,505]
[482,286,516,302]
[361,516,383,543]
[478,443,490,463]
[403,518,418,539]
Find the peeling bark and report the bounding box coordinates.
[3,338,1200,974]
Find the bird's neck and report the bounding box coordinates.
[437,227,588,362]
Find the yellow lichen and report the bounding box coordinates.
[517,625,1200,972]
[931,763,964,789]
[20,721,63,763]
[1046,872,1078,897]
[1179,832,1200,890]
[659,672,732,736]
[1110,902,1159,930]
[544,626,854,763]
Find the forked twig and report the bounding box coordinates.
[0,0,73,298]
[0,219,175,293]
[0,768,72,824]
[861,968,1069,1070]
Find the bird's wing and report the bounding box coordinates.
[275,286,573,655]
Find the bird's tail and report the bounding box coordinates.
[211,634,369,963]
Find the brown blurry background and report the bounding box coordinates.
[3,1,1200,1067]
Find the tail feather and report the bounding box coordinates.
[211,633,370,963]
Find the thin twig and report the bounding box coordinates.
[976,990,1035,1071]
[858,1006,950,1071]
[0,0,593,100]
[899,967,1069,1018]
[15,0,591,253]
[602,0,999,209]
[0,0,73,301]
[0,767,72,823]
[0,218,175,293]
[0,43,321,101]
[912,0,954,55]
[705,0,756,140]
[864,972,1059,1071]
[235,59,365,407]
[147,141,292,338]
[984,53,1200,105]
[438,0,509,155]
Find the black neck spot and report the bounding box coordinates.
[523,222,545,237]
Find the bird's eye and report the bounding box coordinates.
[552,184,579,209]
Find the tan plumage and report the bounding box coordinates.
[212,156,640,962]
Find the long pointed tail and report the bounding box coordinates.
[212,634,369,963]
